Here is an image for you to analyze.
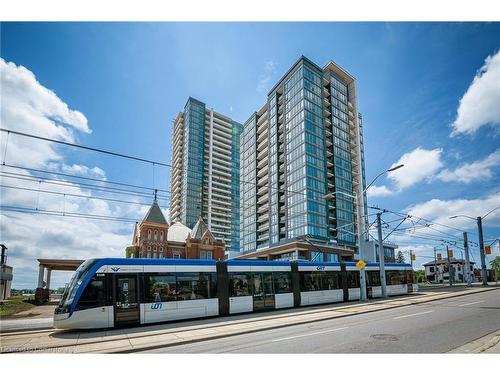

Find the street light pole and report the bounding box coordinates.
[463,232,472,287]
[377,212,387,297]
[477,216,488,286]
[433,247,438,283]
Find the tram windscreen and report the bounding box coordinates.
[57,259,97,311]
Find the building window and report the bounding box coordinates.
[429,266,434,272]
[147,252,151,258]
[159,253,163,259]
[154,230,158,241]
[207,251,213,260]
[160,231,164,241]
[173,252,180,259]
[148,229,152,240]
[200,251,206,260]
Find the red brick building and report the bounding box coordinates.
[125,198,225,260]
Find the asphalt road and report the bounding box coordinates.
[144,288,500,353]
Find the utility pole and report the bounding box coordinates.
[433,247,438,283]
[477,217,488,286]
[356,193,367,301]
[377,212,387,297]
[463,232,472,287]
[446,245,452,286]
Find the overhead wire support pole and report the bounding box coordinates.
[463,232,472,287]
[446,245,452,287]
[477,216,488,286]
[377,212,387,297]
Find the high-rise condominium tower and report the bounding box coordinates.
[240,56,367,258]
[170,97,242,252]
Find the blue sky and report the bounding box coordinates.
[1,22,499,287]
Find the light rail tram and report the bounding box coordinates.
[54,258,416,329]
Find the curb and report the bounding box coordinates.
[449,329,500,353]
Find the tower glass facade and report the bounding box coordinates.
[240,56,366,255]
[170,97,242,252]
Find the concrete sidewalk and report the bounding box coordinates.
[0,304,56,333]
[1,286,498,354]
[449,330,500,353]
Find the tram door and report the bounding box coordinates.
[253,273,275,311]
[113,274,140,326]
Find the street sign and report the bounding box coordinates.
[356,259,366,270]
[448,250,453,258]
[485,246,491,255]
[411,254,416,261]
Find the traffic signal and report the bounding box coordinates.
[437,253,442,260]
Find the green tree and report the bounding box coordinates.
[490,256,500,275]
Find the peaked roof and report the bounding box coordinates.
[167,222,192,243]
[191,217,213,240]
[142,199,168,225]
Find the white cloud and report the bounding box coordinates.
[451,50,500,136]
[388,147,443,190]
[437,149,500,183]
[256,60,277,93]
[366,185,393,198]
[59,163,106,179]
[407,192,500,231]
[0,58,138,289]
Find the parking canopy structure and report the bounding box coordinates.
[36,259,83,303]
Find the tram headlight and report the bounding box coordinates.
[54,306,70,314]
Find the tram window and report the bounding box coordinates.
[301,272,322,291]
[386,270,407,285]
[347,271,360,288]
[229,273,252,297]
[176,272,216,300]
[76,275,106,310]
[367,271,381,287]
[273,272,291,293]
[323,272,341,290]
[194,273,217,299]
[407,270,415,284]
[145,273,176,302]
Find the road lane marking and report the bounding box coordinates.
[393,310,434,320]
[270,326,349,343]
[458,300,484,307]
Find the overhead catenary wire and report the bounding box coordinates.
[0,184,159,207]
[0,171,170,200]
[0,127,361,201]
[0,205,141,223]
[2,163,169,193]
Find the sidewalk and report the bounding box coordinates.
[449,330,500,353]
[1,285,498,354]
[0,304,56,333]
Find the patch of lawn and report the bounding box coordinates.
[0,296,36,317]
